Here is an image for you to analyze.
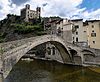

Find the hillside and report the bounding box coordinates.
[0,14,45,43]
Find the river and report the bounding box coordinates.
[5,59,100,82]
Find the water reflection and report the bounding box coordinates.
[5,59,100,82]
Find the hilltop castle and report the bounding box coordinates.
[20,4,41,22]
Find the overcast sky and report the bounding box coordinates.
[0,0,100,20]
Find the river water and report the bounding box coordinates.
[5,59,100,82]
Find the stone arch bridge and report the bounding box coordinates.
[0,35,100,80]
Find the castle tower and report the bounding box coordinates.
[26,4,30,9]
[36,7,41,19]
[21,4,41,22]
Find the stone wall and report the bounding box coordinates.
[45,42,64,63]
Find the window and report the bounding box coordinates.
[91,33,96,37]
[75,25,79,29]
[92,30,94,32]
[91,21,94,23]
[92,25,94,28]
[73,41,75,44]
[58,27,61,33]
[73,37,74,40]
[30,13,33,17]
[76,37,78,42]
[76,32,78,35]
[93,41,95,44]
[84,31,86,32]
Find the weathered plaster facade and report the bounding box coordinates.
[62,19,73,43]
[86,20,100,49]
[71,19,88,44]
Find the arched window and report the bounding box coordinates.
[76,37,78,42]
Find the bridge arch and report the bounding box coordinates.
[2,35,73,78]
[82,49,95,63]
[82,49,95,57]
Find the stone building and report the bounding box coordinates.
[56,19,74,42]
[44,17,62,35]
[71,19,88,46]
[56,19,63,37]
[71,19,100,49]
[86,20,100,49]
[20,4,41,22]
[62,19,73,43]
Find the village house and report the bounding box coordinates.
[86,20,100,49]
[71,19,88,47]
[56,19,73,42]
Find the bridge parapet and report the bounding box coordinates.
[82,47,100,56]
[0,37,35,54]
[1,35,56,58]
[0,35,52,55]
